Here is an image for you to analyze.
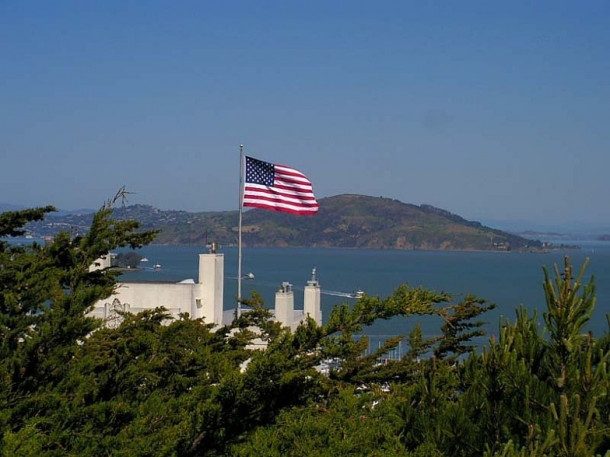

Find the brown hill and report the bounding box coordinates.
[22,194,543,251]
[236,194,541,251]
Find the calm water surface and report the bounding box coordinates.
[124,243,610,343]
[6,237,607,352]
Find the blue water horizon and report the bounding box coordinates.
[122,243,610,346]
[5,236,607,351]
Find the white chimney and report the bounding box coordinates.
[304,267,322,326]
[196,251,224,325]
[275,282,294,328]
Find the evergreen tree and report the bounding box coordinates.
[462,257,609,456]
[2,198,608,456]
[0,192,157,437]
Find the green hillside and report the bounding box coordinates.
[22,194,543,251]
[236,194,541,251]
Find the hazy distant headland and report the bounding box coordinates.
[10,194,557,252]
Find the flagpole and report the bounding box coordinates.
[237,144,244,317]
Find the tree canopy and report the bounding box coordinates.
[0,201,608,456]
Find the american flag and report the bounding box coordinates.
[243,156,319,215]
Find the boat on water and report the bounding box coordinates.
[153,264,161,270]
[141,257,149,262]
[321,289,364,299]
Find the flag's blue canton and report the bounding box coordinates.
[246,157,274,186]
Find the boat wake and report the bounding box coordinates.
[322,289,364,299]
[229,277,364,299]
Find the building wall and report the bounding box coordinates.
[274,277,321,330]
[90,282,195,326]
[90,252,224,327]
[198,253,224,325]
[90,251,321,331]
[89,254,112,272]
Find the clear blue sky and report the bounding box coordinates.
[1,1,609,230]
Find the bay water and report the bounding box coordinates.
[123,243,610,351]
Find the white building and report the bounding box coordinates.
[273,268,322,330]
[89,245,321,330]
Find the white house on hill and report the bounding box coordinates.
[89,245,322,330]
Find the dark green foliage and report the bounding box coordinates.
[114,250,142,268]
[0,206,56,239]
[1,200,608,456]
[460,257,610,456]
[229,259,609,457]
[434,294,495,359]
[232,387,414,457]
[14,310,248,456]
[0,195,158,440]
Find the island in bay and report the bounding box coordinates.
[20,194,550,252]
